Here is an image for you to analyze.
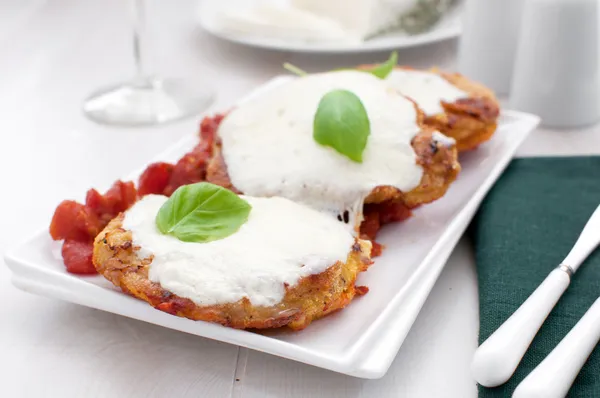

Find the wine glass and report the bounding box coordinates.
[83,0,213,126]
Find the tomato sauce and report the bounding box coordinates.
[360,200,413,257]
[138,162,173,197]
[49,115,223,274]
[49,112,410,272]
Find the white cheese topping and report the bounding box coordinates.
[386,69,468,116]
[218,70,424,228]
[122,195,355,307]
[217,0,424,43]
[291,0,418,40]
[217,3,353,43]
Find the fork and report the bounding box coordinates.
[513,297,600,398]
[471,204,600,387]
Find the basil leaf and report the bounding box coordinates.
[283,62,308,77]
[313,89,370,163]
[156,182,251,243]
[362,51,398,79]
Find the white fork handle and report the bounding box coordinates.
[472,268,571,387]
[563,205,600,273]
[513,297,600,398]
[473,204,600,387]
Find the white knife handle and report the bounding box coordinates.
[513,297,600,398]
[562,205,600,273]
[472,268,571,387]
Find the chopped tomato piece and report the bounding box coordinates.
[360,200,411,257]
[360,211,381,241]
[360,200,412,241]
[49,200,101,241]
[138,162,173,196]
[163,149,210,196]
[85,180,137,223]
[62,240,97,274]
[84,188,105,212]
[378,201,412,224]
[116,180,137,212]
[198,113,224,152]
[50,113,226,274]
[100,180,137,213]
[158,114,224,196]
[370,241,383,257]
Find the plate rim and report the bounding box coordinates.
[3,74,540,378]
[347,110,540,376]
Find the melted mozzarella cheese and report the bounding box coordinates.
[218,70,424,228]
[386,69,468,116]
[122,194,356,307]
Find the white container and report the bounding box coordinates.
[457,0,524,95]
[510,0,600,128]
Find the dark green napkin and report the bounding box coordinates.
[471,157,600,398]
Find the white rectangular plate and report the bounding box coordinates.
[4,76,539,379]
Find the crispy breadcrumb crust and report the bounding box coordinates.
[358,65,500,152]
[207,120,460,210]
[425,68,500,152]
[93,215,372,330]
[364,126,460,208]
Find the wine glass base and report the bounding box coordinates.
[83,78,214,127]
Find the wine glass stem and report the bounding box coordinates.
[132,0,149,87]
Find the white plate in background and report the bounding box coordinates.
[197,1,462,53]
[4,76,539,379]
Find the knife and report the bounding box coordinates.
[471,204,600,387]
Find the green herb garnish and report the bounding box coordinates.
[283,63,308,77]
[362,51,398,79]
[156,183,251,243]
[283,51,397,80]
[313,89,370,163]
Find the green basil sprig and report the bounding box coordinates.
[313,89,370,163]
[283,51,398,80]
[156,182,251,243]
[361,51,398,79]
[283,62,308,77]
[283,54,398,162]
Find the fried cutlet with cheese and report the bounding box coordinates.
[363,65,500,152]
[421,68,500,152]
[207,71,460,240]
[93,196,372,331]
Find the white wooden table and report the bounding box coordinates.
[2,1,600,397]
